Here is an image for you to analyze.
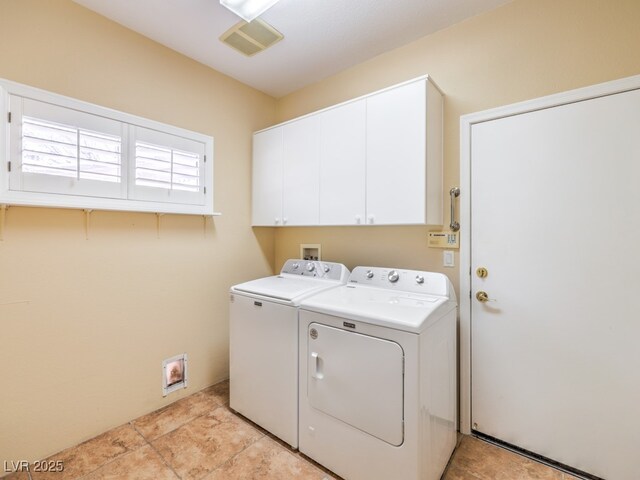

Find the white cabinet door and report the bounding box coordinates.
[252,127,283,226]
[282,116,320,225]
[366,80,427,225]
[318,100,366,225]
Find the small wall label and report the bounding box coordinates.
[428,231,459,249]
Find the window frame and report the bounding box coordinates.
[0,79,216,216]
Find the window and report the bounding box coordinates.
[0,79,214,215]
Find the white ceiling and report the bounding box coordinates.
[73,0,512,98]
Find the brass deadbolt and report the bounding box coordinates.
[476,291,489,302]
[476,267,488,278]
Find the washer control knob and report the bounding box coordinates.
[323,264,331,273]
[306,263,315,272]
[415,275,424,284]
[388,270,400,283]
[292,263,299,269]
[366,270,374,279]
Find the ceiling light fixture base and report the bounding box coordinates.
[219,0,281,23]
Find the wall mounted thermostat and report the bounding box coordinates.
[428,231,459,249]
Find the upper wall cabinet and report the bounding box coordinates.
[252,75,443,227]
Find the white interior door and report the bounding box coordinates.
[470,88,640,480]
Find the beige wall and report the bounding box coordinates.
[273,0,640,295]
[0,0,276,464]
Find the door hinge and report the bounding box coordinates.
[203,186,207,194]
[7,161,11,172]
[204,155,207,163]
[7,112,11,123]
[469,290,472,299]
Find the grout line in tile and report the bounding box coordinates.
[72,428,181,480]
[193,410,274,480]
[141,402,264,480]
[74,446,139,480]
[56,425,145,480]
[201,435,268,480]
[143,401,236,448]
[130,421,148,443]
[133,389,228,445]
[224,409,340,479]
[145,436,182,480]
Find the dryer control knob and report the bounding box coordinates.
[388,270,399,283]
[415,275,424,284]
[366,270,374,279]
[306,263,315,272]
[292,263,299,269]
[323,264,331,273]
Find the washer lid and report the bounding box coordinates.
[232,275,337,304]
[299,285,454,333]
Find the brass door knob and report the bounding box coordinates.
[476,267,488,278]
[476,291,490,302]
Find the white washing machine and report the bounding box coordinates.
[298,266,457,480]
[229,259,349,448]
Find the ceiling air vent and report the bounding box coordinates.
[220,19,283,57]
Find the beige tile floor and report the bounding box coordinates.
[5,380,580,480]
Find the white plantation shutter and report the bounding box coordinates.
[12,96,125,199]
[23,118,122,182]
[2,79,214,215]
[135,143,199,191]
[130,126,206,205]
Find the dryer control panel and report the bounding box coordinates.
[348,266,453,298]
[280,259,348,282]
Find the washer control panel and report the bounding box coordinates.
[280,259,347,281]
[348,266,452,297]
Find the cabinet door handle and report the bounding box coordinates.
[367,215,375,224]
[283,217,288,225]
[275,217,280,224]
[355,215,361,224]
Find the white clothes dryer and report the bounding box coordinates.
[229,259,349,448]
[298,266,457,480]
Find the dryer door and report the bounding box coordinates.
[307,322,404,446]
